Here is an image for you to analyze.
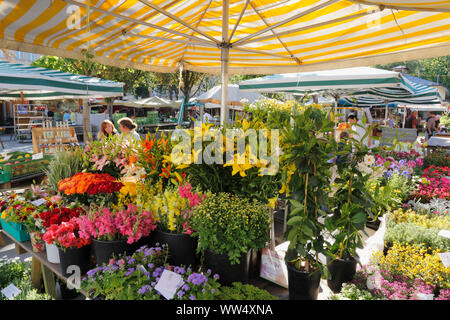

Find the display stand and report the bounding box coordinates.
[13,104,47,142]
[32,121,78,154]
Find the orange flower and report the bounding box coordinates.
[129,155,137,165]
[143,136,154,152]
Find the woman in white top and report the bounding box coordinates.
[118,117,141,142]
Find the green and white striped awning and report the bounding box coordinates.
[0,60,123,100]
[239,66,442,104]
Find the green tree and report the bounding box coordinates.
[31,56,157,96]
[375,56,450,91]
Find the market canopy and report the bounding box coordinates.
[0,0,448,123]
[239,66,443,105]
[0,60,123,100]
[195,84,264,106]
[119,96,181,109]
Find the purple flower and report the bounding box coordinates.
[125,268,135,276]
[211,289,216,294]
[177,290,185,298]
[189,295,196,300]
[138,285,151,295]
[182,284,189,291]
[213,274,220,280]
[147,263,154,269]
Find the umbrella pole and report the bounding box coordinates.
[220,0,229,127]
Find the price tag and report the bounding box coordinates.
[154,269,184,300]
[416,293,434,300]
[438,230,450,239]
[1,283,21,300]
[32,152,43,160]
[438,252,450,268]
[31,198,46,206]
[260,248,288,288]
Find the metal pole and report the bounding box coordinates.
[220,0,229,127]
[82,99,91,142]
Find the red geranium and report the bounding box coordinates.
[39,206,85,229]
[43,217,91,249]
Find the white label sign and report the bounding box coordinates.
[260,248,288,288]
[31,198,46,207]
[438,230,450,239]
[32,152,43,160]
[1,283,21,299]
[417,293,434,300]
[154,269,184,300]
[438,252,450,268]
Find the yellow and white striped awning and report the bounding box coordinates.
[0,0,448,76]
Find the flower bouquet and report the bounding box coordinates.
[75,204,157,266]
[43,217,92,276]
[58,172,124,206]
[137,133,186,188]
[84,134,137,179]
[139,183,209,267]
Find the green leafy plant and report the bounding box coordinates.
[329,283,384,300]
[384,221,450,251]
[280,106,336,274]
[326,130,376,261]
[44,147,85,192]
[0,257,51,300]
[216,282,279,300]
[191,192,271,264]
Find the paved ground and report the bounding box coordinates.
[0,134,34,154]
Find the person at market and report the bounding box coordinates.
[63,110,70,123]
[118,117,141,141]
[69,109,77,124]
[405,110,418,129]
[425,112,437,139]
[387,113,396,128]
[97,119,118,140]
[347,113,369,146]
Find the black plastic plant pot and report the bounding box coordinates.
[203,249,251,286]
[286,263,321,300]
[58,245,92,278]
[92,238,133,266]
[149,228,198,267]
[326,256,357,294]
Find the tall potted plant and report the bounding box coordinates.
[325,127,376,293]
[279,106,337,300]
[191,192,271,286]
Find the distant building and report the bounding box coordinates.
[0,49,42,65]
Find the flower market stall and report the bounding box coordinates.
[0,99,449,301]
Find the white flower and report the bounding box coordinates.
[364,154,375,166]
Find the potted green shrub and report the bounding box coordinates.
[325,128,375,293]
[191,192,271,286]
[279,106,337,300]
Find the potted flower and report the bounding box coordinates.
[142,183,208,267]
[43,217,92,277]
[191,192,271,286]
[0,195,36,242]
[57,172,124,206]
[75,204,157,266]
[36,203,86,263]
[279,106,337,300]
[325,129,375,293]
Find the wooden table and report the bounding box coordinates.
[0,229,88,299]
